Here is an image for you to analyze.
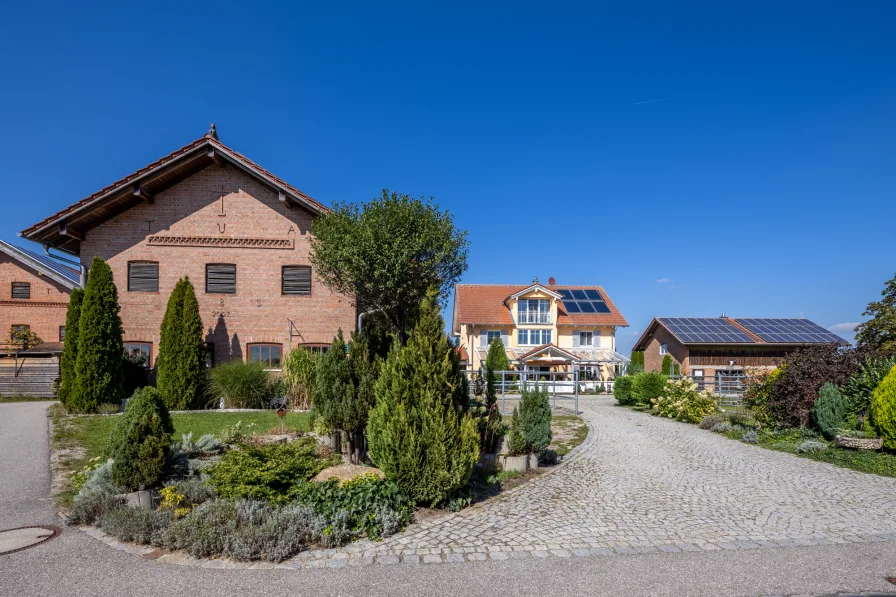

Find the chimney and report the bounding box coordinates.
[548,277,556,286]
[720,313,728,318]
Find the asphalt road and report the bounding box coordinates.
[1,401,895,597]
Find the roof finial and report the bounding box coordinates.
[208,123,218,140]
[533,276,539,285]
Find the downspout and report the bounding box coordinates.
[357,308,383,335]
[44,245,85,288]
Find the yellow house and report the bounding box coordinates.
[451,277,630,379]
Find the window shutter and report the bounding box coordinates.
[573,331,580,347]
[282,266,311,295]
[128,262,159,292]
[206,264,236,294]
[501,331,508,347]
[480,330,488,347]
[11,282,30,299]
[593,330,600,347]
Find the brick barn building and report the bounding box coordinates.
[0,240,79,349]
[633,316,847,380]
[20,127,356,370]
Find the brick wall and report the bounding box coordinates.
[642,325,690,373]
[80,164,356,366]
[0,253,70,345]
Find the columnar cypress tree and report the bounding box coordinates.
[661,354,673,376]
[366,293,480,506]
[156,279,185,406]
[70,258,124,413]
[157,277,206,410]
[485,338,510,373]
[630,350,645,372]
[58,287,84,407]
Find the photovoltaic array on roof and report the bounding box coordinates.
[658,318,755,344]
[736,319,845,344]
[558,289,611,314]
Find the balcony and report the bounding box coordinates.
[518,312,551,324]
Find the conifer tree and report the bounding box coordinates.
[58,287,84,407]
[70,258,124,413]
[661,354,673,376]
[157,277,207,410]
[366,293,479,505]
[485,337,510,373]
[156,279,185,406]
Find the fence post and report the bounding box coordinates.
[501,370,506,415]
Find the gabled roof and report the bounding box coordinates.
[633,316,847,350]
[20,132,327,254]
[507,283,563,301]
[518,344,578,362]
[0,240,79,289]
[452,283,628,331]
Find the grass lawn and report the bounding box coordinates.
[51,406,311,506]
[0,396,56,403]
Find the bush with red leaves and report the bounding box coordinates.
[766,345,859,428]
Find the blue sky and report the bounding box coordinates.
[1,2,894,353]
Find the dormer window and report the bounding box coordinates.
[519,299,551,324]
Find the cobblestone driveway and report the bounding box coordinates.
[282,396,896,567]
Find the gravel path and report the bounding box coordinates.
[1,398,895,597]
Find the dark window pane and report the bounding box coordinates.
[271,346,281,367]
[250,345,260,362]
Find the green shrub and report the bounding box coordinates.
[281,347,319,410]
[661,355,673,376]
[58,288,84,407]
[797,439,828,453]
[478,363,506,454]
[207,360,273,408]
[485,338,510,372]
[870,364,896,449]
[70,258,125,413]
[67,459,123,525]
[698,414,724,430]
[100,507,173,544]
[366,293,479,506]
[208,438,336,503]
[652,378,718,424]
[161,499,327,561]
[813,382,847,439]
[107,387,173,491]
[289,474,412,539]
[613,376,635,405]
[841,355,896,424]
[157,277,207,410]
[743,368,781,428]
[710,421,733,433]
[507,385,552,455]
[632,372,667,406]
[741,429,759,444]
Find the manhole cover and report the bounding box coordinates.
[0,526,61,555]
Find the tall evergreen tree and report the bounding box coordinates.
[156,279,185,406]
[485,337,510,372]
[70,258,124,413]
[157,277,207,410]
[366,293,479,506]
[661,354,673,376]
[855,272,896,356]
[630,350,645,372]
[58,287,84,407]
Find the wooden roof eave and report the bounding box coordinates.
[22,139,324,254]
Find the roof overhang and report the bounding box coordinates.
[505,283,563,303]
[0,241,79,290]
[519,344,578,362]
[20,136,326,255]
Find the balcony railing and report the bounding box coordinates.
[518,312,551,324]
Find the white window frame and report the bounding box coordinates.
[660,343,668,356]
[579,331,594,346]
[518,329,551,346]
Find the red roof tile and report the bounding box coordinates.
[453,283,628,328]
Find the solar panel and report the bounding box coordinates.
[658,318,755,344]
[736,319,845,344]
[558,288,611,316]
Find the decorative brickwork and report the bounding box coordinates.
[147,236,294,249]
